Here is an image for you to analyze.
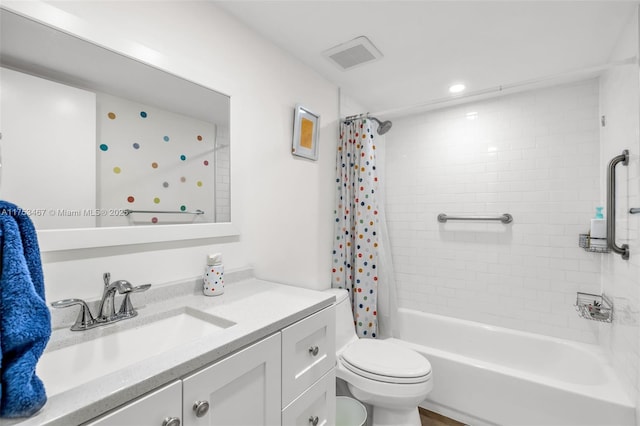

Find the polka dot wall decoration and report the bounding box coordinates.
[151,217,158,224]
[96,95,218,227]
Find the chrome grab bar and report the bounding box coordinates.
[606,149,629,260]
[124,209,204,216]
[437,213,513,224]
[630,208,640,214]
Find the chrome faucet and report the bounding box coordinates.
[52,272,151,331]
[97,272,133,322]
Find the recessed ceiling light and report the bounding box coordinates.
[449,83,466,94]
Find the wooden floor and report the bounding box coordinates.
[419,407,466,426]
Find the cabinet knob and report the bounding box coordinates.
[193,400,210,418]
[308,345,319,356]
[162,417,181,426]
[308,415,319,426]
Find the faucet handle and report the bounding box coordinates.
[117,284,151,318]
[103,272,111,287]
[51,298,95,331]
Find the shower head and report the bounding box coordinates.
[370,117,393,135]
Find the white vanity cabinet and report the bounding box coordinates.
[84,305,336,426]
[182,332,282,426]
[84,381,182,426]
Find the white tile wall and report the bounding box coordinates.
[599,52,640,411]
[385,79,603,343]
[215,124,231,222]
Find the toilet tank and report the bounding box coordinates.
[324,288,358,352]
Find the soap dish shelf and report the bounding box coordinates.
[578,234,611,254]
[575,292,613,323]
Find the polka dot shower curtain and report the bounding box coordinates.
[332,118,380,338]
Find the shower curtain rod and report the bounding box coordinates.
[348,56,636,120]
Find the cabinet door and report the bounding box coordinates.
[183,333,282,426]
[85,380,182,426]
[281,307,335,407]
[282,369,336,426]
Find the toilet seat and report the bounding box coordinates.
[340,339,431,384]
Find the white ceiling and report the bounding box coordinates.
[215,1,638,116]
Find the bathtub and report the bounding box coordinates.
[387,308,635,426]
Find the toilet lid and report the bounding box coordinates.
[340,339,431,384]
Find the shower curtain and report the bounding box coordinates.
[331,118,381,338]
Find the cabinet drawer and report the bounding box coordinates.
[281,306,335,407]
[282,369,336,426]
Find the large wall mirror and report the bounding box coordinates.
[0,6,235,251]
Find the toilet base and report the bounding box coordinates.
[371,406,421,426]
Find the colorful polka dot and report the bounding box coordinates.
[197,135,203,141]
[196,181,203,187]
[162,182,169,188]
[113,167,121,174]
[151,162,158,169]
[153,197,160,204]
[180,177,186,183]
[140,111,147,118]
[99,144,108,151]
[133,143,140,149]
[107,112,116,119]
[151,217,158,224]
[163,136,170,142]
[127,196,135,203]
[180,205,186,211]
[180,154,187,161]
[203,160,209,166]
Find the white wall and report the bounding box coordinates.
[1,66,97,229]
[385,79,603,343]
[597,8,640,418]
[5,1,338,302]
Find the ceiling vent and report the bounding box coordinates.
[323,36,383,71]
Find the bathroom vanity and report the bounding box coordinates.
[10,274,336,426]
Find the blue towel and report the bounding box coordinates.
[0,201,51,418]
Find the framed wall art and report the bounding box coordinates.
[292,104,320,160]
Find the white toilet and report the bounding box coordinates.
[326,289,433,426]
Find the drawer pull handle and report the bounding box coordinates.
[308,415,319,426]
[193,400,210,418]
[162,417,181,426]
[308,345,319,356]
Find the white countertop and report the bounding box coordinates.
[5,274,334,426]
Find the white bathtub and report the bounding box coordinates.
[388,308,635,426]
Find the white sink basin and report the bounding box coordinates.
[38,307,235,396]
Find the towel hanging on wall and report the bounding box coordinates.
[0,201,51,418]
